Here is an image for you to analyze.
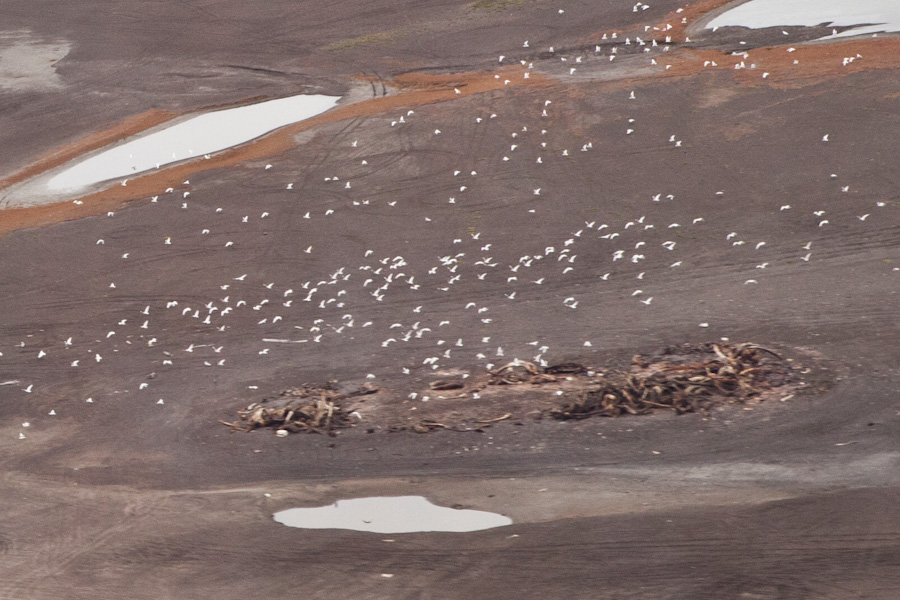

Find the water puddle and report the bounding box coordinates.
[47,94,339,191]
[706,0,900,40]
[273,496,512,533]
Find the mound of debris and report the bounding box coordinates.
[222,342,807,436]
[220,381,377,436]
[550,342,794,420]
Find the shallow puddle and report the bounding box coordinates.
[273,496,512,533]
[47,94,339,191]
[706,0,900,39]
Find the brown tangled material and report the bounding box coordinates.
[550,342,792,420]
[222,342,804,436]
[219,381,377,436]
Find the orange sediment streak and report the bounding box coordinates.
[0,109,176,192]
[2,23,898,238]
[650,37,900,87]
[0,69,547,237]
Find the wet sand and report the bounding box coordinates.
[2,1,900,598]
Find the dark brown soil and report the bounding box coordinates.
[2,1,900,598]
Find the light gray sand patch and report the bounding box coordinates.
[0,30,70,91]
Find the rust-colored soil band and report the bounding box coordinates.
[2,0,897,239]
[0,109,176,192]
[0,69,548,237]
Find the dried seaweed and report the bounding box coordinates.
[222,382,377,435]
[489,360,556,385]
[551,343,791,420]
[223,343,799,435]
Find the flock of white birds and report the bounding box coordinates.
[6,5,897,440]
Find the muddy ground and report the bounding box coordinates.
[2,0,900,598]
